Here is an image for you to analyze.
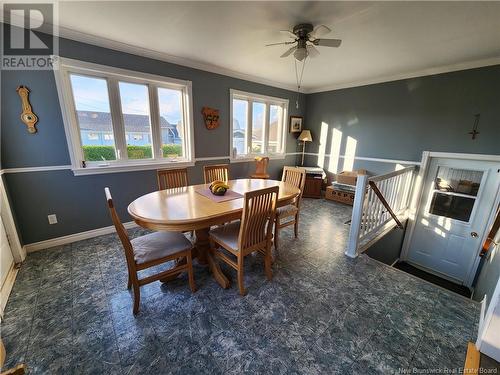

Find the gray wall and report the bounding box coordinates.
[1,35,305,245]
[304,65,500,176]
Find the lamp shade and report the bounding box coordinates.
[298,130,312,142]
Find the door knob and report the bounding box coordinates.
[471,232,478,238]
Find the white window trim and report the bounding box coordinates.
[229,89,288,163]
[53,56,195,176]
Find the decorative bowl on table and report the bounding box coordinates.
[209,181,229,196]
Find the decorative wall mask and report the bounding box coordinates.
[16,86,38,134]
[201,107,220,130]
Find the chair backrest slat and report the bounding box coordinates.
[238,186,278,251]
[281,166,306,206]
[104,188,136,268]
[204,164,229,184]
[157,168,188,190]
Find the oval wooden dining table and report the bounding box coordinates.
[128,178,300,289]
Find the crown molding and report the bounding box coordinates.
[57,25,300,93]
[2,17,499,94]
[56,26,500,94]
[306,56,500,94]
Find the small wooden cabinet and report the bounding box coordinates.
[303,175,323,198]
[325,186,355,205]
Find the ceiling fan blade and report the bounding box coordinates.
[310,25,331,39]
[280,30,296,39]
[313,38,342,48]
[266,41,295,47]
[306,44,320,58]
[280,46,297,58]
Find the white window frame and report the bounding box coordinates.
[229,89,288,162]
[53,56,195,176]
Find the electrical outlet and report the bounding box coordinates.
[47,214,58,225]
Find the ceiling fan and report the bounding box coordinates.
[266,23,342,61]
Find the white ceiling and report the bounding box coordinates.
[53,1,500,92]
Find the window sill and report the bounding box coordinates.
[72,160,195,176]
[230,154,286,163]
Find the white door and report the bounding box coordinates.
[407,157,500,285]
[0,215,14,291]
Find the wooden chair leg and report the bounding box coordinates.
[294,214,299,238]
[127,274,132,290]
[186,252,197,293]
[132,281,140,315]
[274,218,279,251]
[237,255,247,296]
[264,245,273,281]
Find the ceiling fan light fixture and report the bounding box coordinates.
[293,47,308,61]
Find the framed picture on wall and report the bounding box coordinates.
[289,116,303,133]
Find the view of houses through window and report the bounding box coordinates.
[231,90,288,159]
[68,69,187,165]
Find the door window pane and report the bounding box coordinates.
[268,105,283,153]
[252,102,265,154]
[70,74,116,161]
[232,99,248,156]
[435,167,482,197]
[158,87,184,158]
[429,192,475,222]
[119,82,152,159]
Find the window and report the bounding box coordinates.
[55,57,194,175]
[70,74,116,161]
[118,81,152,160]
[230,89,288,160]
[428,166,484,222]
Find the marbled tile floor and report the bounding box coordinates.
[1,199,479,374]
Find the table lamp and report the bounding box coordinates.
[298,130,312,166]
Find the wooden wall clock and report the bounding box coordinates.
[16,86,38,134]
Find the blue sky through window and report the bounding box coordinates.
[233,99,265,128]
[70,74,183,124]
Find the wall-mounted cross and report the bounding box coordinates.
[469,113,480,140]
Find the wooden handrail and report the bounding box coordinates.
[369,165,415,183]
[480,204,500,257]
[368,180,404,229]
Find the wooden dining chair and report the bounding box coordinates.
[274,166,306,251]
[203,164,229,184]
[157,168,188,190]
[0,338,26,375]
[105,187,196,314]
[209,186,278,295]
[250,156,270,179]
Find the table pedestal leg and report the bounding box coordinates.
[195,227,230,289]
[160,228,230,289]
[159,256,186,283]
[194,229,208,265]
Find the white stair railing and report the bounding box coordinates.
[345,166,415,258]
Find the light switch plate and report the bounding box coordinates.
[48,214,58,224]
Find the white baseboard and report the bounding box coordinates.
[0,263,19,319]
[24,221,137,253]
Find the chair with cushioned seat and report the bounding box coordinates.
[274,166,306,252]
[105,187,196,315]
[209,186,278,295]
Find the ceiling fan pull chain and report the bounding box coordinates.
[294,57,307,109]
